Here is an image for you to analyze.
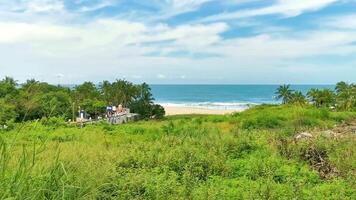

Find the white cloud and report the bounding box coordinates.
[27,0,64,13]
[0,0,64,13]
[201,0,340,22]
[78,0,115,12]
[0,19,228,57]
[1,16,356,83]
[0,0,355,83]
[0,22,74,43]
[322,14,356,29]
[170,0,211,11]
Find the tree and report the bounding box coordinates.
[275,85,294,104]
[151,104,165,119]
[335,82,356,111]
[80,99,106,119]
[0,77,164,122]
[336,81,348,94]
[130,83,156,119]
[73,82,100,103]
[16,80,46,120]
[15,80,72,121]
[290,91,307,105]
[39,91,72,119]
[307,89,335,108]
[100,80,138,106]
[0,99,17,126]
[99,80,113,104]
[72,82,105,118]
[0,77,18,99]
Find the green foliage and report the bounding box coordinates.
[80,99,106,118]
[1,77,356,199]
[290,91,307,105]
[233,105,351,131]
[0,99,17,126]
[335,82,356,111]
[275,81,356,112]
[0,77,165,122]
[14,80,72,121]
[73,81,105,118]
[0,77,18,99]
[307,88,336,108]
[73,81,100,102]
[152,104,166,119]
[130,83,165,119]
[39,91,72,118]
[275,84,293,104]
[1,105,355,199]
[40,116,67,127]
[100,80,138,107]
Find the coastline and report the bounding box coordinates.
[163,106,243,116]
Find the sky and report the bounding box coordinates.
[0,0,356,84]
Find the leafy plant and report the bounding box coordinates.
[275,84,293,104]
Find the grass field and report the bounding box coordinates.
[1,105,356,199]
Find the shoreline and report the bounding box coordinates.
[163,106,243,116]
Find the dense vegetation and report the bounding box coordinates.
[0,77,165,128]
[1,80,356,199]
[1,104,356,199]
[275,82,356,110]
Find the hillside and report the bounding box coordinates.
[1,105,356,199]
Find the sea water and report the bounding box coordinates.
[150,85,334,110]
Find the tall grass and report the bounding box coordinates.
[1,105,356,199]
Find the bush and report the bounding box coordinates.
[1,104,356,199]
[0,99,17,126]
[241,115,284,129]
[40,116,67,127]
[152,104,165,119]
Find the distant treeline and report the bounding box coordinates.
[275,82,356,110]
[0,77,165,126]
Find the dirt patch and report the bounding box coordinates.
[300,144,339,179]
[331,120,356,137]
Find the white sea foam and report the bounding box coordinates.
[157,101,260,111]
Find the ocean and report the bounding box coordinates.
[150,85,334,110]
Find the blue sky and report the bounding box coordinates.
[0,0,355,84]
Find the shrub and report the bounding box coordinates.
[40,116,67,127]
[241,115,284,129]
[152,104,165,119]
[1,104,356,199]
[0,99,17,126]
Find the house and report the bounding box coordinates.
[106,104,140,124]
[75,104,139,125]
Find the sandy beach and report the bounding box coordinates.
[164,106,242,116]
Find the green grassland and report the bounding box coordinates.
[1,105,356,199]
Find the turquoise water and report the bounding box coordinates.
[150,85,334,110]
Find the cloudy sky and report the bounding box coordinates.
[0,0,356,84]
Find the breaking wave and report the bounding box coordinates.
[157,101,262,111]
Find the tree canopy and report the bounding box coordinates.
[0,77,165,126]
[275,84,293,104]
[276,82,355,111]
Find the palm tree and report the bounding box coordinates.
[336,81,348,94]
[99,80,113,103]
[290,91,307,105]
[307,88,335,108]
[335,82,355,111]
[129,83,155,119]
[307,88,319,106]
[0,77,18,98]
[275,84,293,104]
